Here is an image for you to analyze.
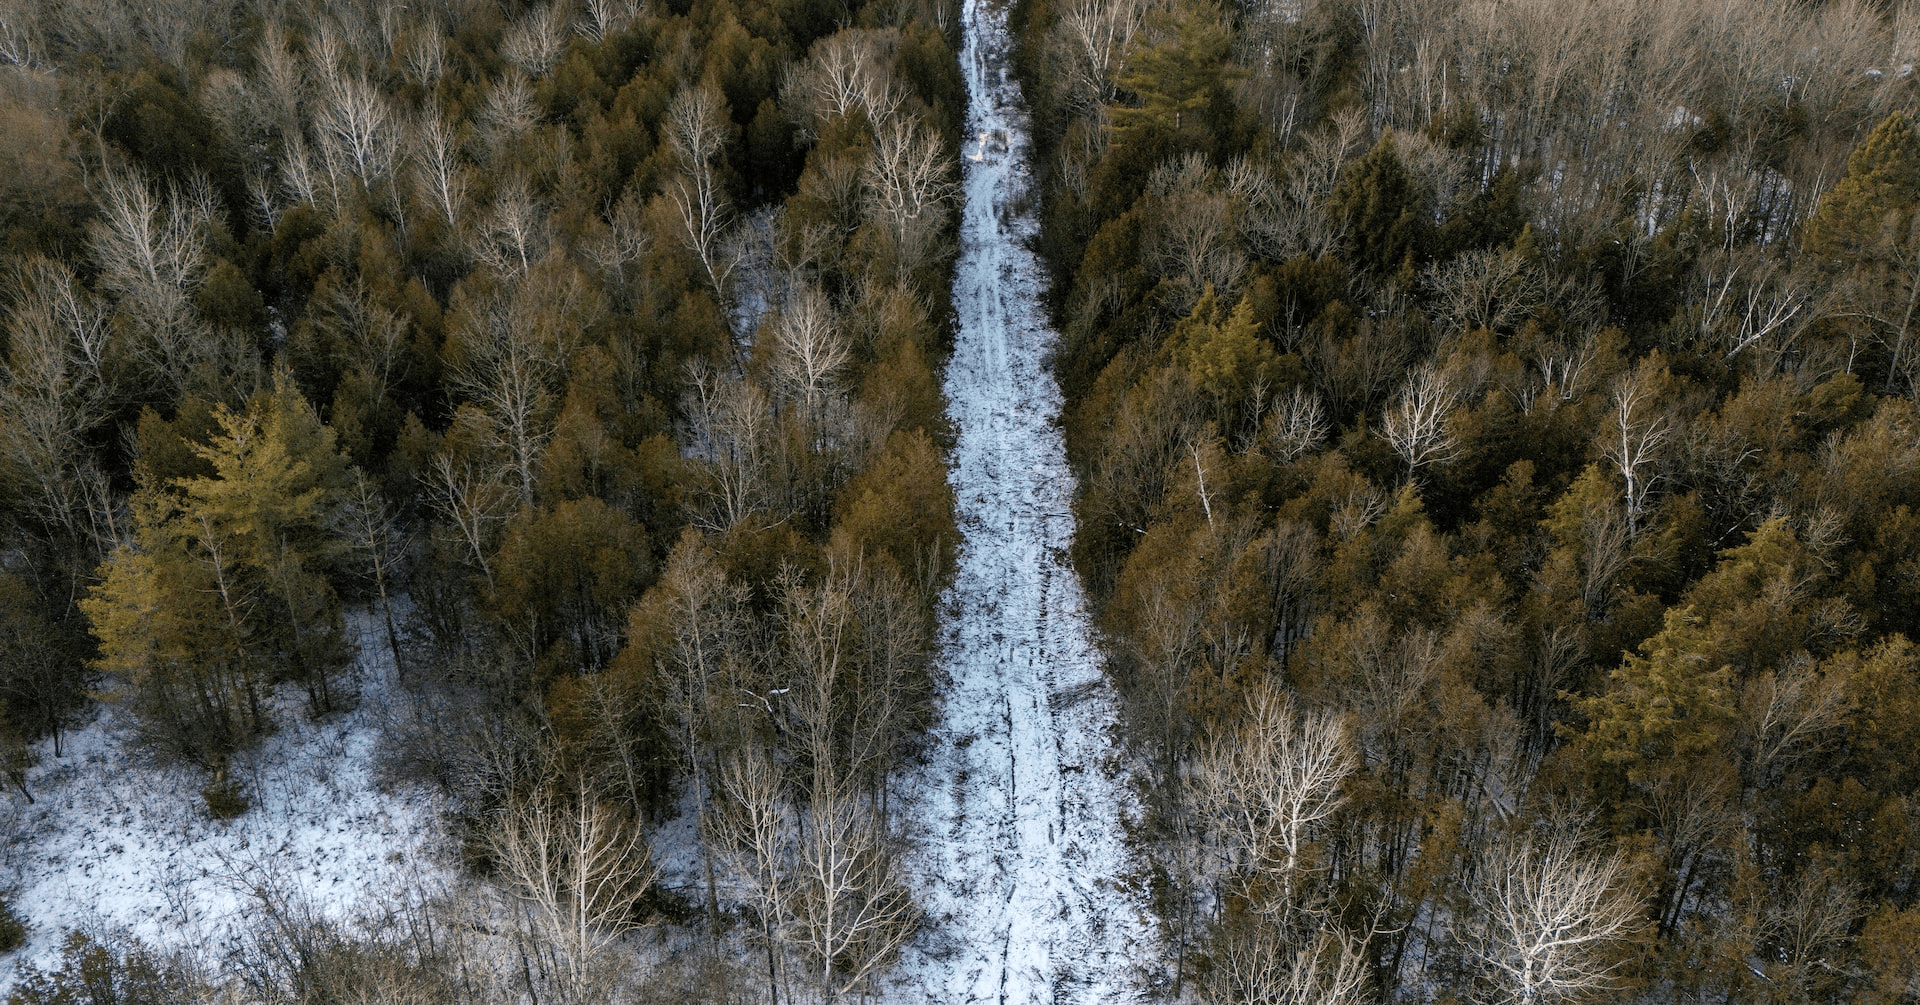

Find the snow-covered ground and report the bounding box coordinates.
[888,0,1163,998]
[0,611,454,986]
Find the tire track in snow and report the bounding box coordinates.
[888,0,1160,999]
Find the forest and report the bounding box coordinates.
[1012,0,1920,1000]
[2,0,1920,998]
[0,0,965,993]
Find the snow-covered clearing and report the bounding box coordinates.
[0,610,454,987]
[888,0,1162,999]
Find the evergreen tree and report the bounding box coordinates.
[1803,111,1920,266]
[84,374,360,759]
[1168,287,1292,433]
[1331,133,1431,275]
[1575,606,1736,785]
[1110,2,1234,140]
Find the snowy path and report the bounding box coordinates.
[889,0,1160,1000]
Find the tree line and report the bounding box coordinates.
[1010,0,1920,1001]
[0,0,964,995]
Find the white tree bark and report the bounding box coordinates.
[1468,826,1644,1005]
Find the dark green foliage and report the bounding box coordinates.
[0,898,24,953]
[1330,134,1431,275]
[100,69,227,185]
[200,773,250,819]
[1110,3,1235,143]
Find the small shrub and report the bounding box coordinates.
[0,896,26,951]
[202,777,250,819]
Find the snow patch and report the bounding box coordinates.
[0,609,455,987]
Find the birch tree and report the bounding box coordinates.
[864,116,958,281]
[789,29,902,134]
[411,108,469,232]
[768,284,850,424]
[1260,386,1328,464]
[313,67,397,186]
[665,85,737,317]
[88,169,213,400]
[487,769,658,1002]
[1382,363,1459,479]
[1468,825,1645,1005]
[0,258,115,549]
[1600,362,1671,537]
[444,266,598,504]
[1054,0,1144,113]
[682,362,774,532]
[1196,688,1355,914]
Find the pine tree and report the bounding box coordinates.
[83,493,267,761]
[85,373,360,758]
[1575,606,1736,785]
[1804,111,1920,266]
[1170,288,1283,425]
[175,371,356,713]
[1110,1,1233,140]
[1331,134,1431,275]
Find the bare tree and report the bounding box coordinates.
[480,71,539,150]
[682,361,774,532]
[1697,251,1809,362]
[788,775,920,1002]
[313,277,411,406]
[789,29,902,134]
[0,258,115,548]
[424,444,515,587]
[444,270,593,503]
[88,169,213,399]
[1053,0,1143,113]
[1225,155,1319,264]
[1196,688,1355,915]
[768,284,850,422]
[1600,365,1670,536]
[403,27,445,88]
[578,0,641,42]
[1467,824,1644,1005]
[280,132,328,209]
[1759,862,1862,1002]
[1736,656,1849,789]
[334,469,408,676]
[711,745,797,1004]
[863,115,958,281]
[665,85,737,317]
[646,531,753,927]
[1153,185,1248,304]
[487,768,659,1002]
[1261,385,1328,464]
[411,108,469,232]
[583,192,652,306]
[1427,247,1549,335]
[502,3,571,77]
[250,21,306,134]
[473,178,548,277]
[0,0,42,68]
[314,67,398,185]
[1211,925,1372,1005]
[1381,363,1459,479]
[1285,109,1368,211]
[1522,326,1606,413]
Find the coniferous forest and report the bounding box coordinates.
[3,0,1920,999]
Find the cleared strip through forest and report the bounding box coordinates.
[889,0,1160,999]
